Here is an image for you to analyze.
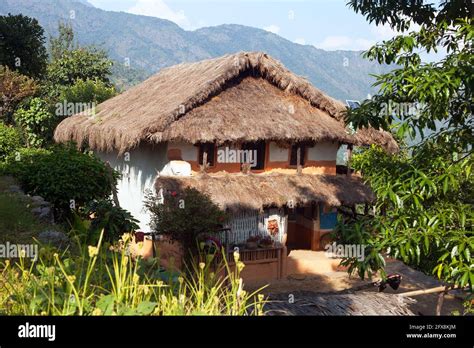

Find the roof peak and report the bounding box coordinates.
[54,51,397,154]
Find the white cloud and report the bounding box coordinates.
[294,38,306,45]
[315,22,421,51]
[263,25,280,34]
[128,0,191,29]
[316,35,374,51]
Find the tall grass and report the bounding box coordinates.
[0,229,266,316]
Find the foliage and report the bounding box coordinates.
[340,0,474,292]
[47,48,113,92]
[0,66,37,124]
[338,143,473,289]
[49,22,75,62]
[14,97,56,148]
[335,216,387,280]
[0,122,21,161]
[81,199,139,243]
[45,23,115,109]
[2,145,117,218]
[0,224,266,316]
[0,14,48,79]
[145,188,228,261]
[346,0,473,150]
[59,78,116,105]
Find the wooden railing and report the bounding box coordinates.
[225,246,282,263]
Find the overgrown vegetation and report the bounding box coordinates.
[14,97,56,147]
[0,17,124,230]
[146,188,228,263]
[0,123,21,161]
[339,0,473,293]
[1,146,118,219]
[81,199,140,244]
[0,223,265,316]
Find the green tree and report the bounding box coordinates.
[338,0,473,292]
[0,66,37,124]
[49,22,75,62]
[47,48,113,90]
[46,23,114,105]
[14,97,56,148]
[0,14,48,78]
[59,78,116,105]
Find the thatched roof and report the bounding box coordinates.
[264,291,415,315]
[155,76,352,145]
[155,173,375,211]
[353,126,399,154]
[54,51,397,153]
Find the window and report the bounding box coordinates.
[198,143,215,166]
[241,141,266,170]
[290,144,306,166]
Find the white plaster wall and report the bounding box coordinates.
[96,143,168,232]
[269,142,288,162]
[307,142,340,161]
[168,142,198,161]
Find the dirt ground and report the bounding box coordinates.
[246,250,465,316]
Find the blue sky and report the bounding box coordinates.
[86,0,401,51]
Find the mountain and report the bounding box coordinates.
[0,0,389,100]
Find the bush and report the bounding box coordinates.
[0,122,21,160]
[81,199,139,243]
[59,78,116,105]
[3,145,117,218]
[145,188,228,260]
[14,97,56,147]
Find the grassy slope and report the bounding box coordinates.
[0,176,62,244]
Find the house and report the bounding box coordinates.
[54,52,397,279]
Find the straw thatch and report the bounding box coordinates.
[264,290,415,315]
[54,51,397,153]
[353,126,399,154]
[156,173,375,211]
[156,76,353,145]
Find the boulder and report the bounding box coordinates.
[7,185,24,194]
[31,195,45,203]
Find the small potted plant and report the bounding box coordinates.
[245,235,261,250]
[258,236,274,248]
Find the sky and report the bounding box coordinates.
[86,0,402,51]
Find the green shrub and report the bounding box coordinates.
[59,78,116,105]
[81,199,139,243]
[14,97,56,147]
[145,188,228,261]
[0,122,21,160]
[3,145,117,218]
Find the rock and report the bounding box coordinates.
[32,206,53,222]
[31,195,46,203]
[31,207,43,215]
[38,230,69,249]
[38,206,52,219]
[30,195,51,208]
[30,196,49,206]
[7,185,24,194]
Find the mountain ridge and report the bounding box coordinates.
[0,0,389,100]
